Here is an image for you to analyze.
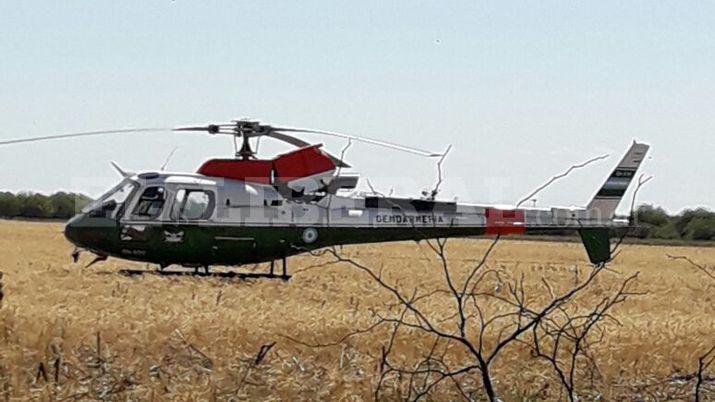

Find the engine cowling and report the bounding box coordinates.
[197,144,337,193]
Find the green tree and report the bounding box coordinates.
[49,192,84,219]
[17,193,52,218]
[675,208,713,237]
[635,205,675,239]
[0,191,93,220]
[683,214,715,241]
[636,205,671,227]
[651,222,680,239]
[0,192,20,217]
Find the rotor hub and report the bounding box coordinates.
[231,119,264,159]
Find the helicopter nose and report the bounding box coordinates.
[64,214,84,247]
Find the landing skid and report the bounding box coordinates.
[118,269,291,280]
[119,257,291,280]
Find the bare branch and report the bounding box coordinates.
[516,153,609,208]
[630,173,653,220]
[287,188,648,401]
[662,254,715,401]
[695,346,715,402]
[460,234,501,298]
[667,254,715,281]
[280,319,386,348]
[530,272,641,402]
[425,145,452,201]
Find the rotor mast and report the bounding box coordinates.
[232,120,261,160]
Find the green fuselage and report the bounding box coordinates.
[65,213,496,267]
[65,213,615,267]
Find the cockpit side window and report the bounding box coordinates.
[171,189,215,220]
[131,186,166,220]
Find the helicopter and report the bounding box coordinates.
[0,119,649,278]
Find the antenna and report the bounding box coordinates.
[160,147,178,171]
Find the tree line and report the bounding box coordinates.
[0,191,92,220]
[636,204,715,241]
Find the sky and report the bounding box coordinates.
[1,1,713,213]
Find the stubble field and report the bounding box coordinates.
[0,220,713,401]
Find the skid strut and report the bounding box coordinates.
[269,257,289,279]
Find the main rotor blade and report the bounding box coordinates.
[173,126,211,131]
[272,126,442,157]
[173,125,226,134]
[266,130,350,168]
[265,130,310,148]
[0,128,170,146]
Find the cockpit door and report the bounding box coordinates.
[161,188,217,265]
[117,186,167,260]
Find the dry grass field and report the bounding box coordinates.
[0,219,713,401]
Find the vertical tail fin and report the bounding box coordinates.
[587,141,650,219]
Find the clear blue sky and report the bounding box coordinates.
[1,1,713,213]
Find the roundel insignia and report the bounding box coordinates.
[302,227,318,244]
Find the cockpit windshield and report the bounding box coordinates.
[82,179,138,218]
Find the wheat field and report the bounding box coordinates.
[0,220,713,401]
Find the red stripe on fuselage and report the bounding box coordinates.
[485,208,526,235]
